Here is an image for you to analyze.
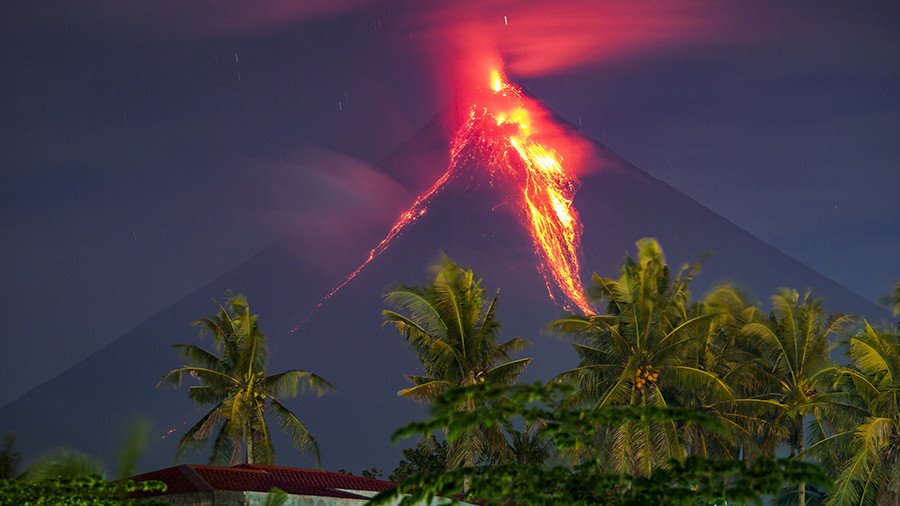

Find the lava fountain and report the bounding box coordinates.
[295,68,594,330]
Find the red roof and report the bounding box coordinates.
[130,464,397,499]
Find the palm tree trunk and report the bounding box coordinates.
[247,430,255,465]
[797,420,805,506]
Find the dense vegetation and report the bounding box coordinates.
[0,423,168,505]
[380,240,897,505]
[2,238,895,505]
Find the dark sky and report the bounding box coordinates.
[1,0,898,408]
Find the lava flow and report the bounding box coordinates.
[295,68,593,330]
[453,69,594,315]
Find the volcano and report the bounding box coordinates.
[0,103,885,474]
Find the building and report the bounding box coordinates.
[130,463,440,505]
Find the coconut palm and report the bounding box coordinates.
[506,422,553,466]
[383,256,533,468]
[680,285,787,461]
[742,289,851,506]
[547,239,737,475]
[881,281,900,321]
[803,322,898,505]
[160,294,334,465]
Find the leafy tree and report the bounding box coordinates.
[742,289,851,506]
[389,437,448,483]
[547,239,743,474]
[0,475,168,505]
[0,432,21,479]
[370,383,829,505]
[360,467,384,479]
[160,293,334,465]
[805,322,898,505]
[0,420,168,505]
[383,257,533,469]
[24,449,105,481]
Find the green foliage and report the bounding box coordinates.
[383,256,533,468]
[547,238,783,472]
[262,487,289,506]
[24,449,105,481]
[0,433,21,479]
[336,467,384,479]
[160,293,334,465]
[505,423,553,466]
[804,321,899,505]
[116,420,151,481]
[370,382,829,505]
[2,420,169,505]
[360,467,384,479]
[389,438,448,483]
[0,475,168,505]
[741,289,851,505]
[880,281,900,317]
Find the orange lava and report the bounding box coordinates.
[291,164,457,332]
[452,70,594,315]
[295,68,593,330]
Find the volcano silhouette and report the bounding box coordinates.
[0,108,885,474]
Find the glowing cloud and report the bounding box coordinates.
[413,0,728,79]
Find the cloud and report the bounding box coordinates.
[233,149,413,269]
[407,0,731,81]
[16,0,375,38]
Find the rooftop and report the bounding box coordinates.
[130,463,397,500]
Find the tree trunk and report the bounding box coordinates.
[797,420,805,506]
[247,430,254,465]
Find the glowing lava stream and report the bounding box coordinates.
[465,69,594,315]
[294,69,593,331]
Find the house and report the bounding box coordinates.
[129,463,434,505]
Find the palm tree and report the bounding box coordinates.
[383,256,533,468]
[881,281,900,321]
[506,422,553,466]
[160,294,334,465]
[742,289,851,506]
[804,322,898,505]
[681,285,787,462]
[547,239,737,475]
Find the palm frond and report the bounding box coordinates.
[383,289,448,339]
[269,399,320,465]
[208,424,237,466]
[176,404,225,461]
[665,365,734,401]
[493,337,530,361]
[482,357,533,386]
[158,366,238,390]
[848,327,893,381]
[187,386,226,404]
[397,380,453,401]
[383,311,460,373]
[250,401,275,465]
[171,344,227,372]
[262,370,335,398]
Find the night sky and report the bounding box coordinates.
[1,0,898,412]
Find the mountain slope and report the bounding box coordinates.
[0,109,886,474]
